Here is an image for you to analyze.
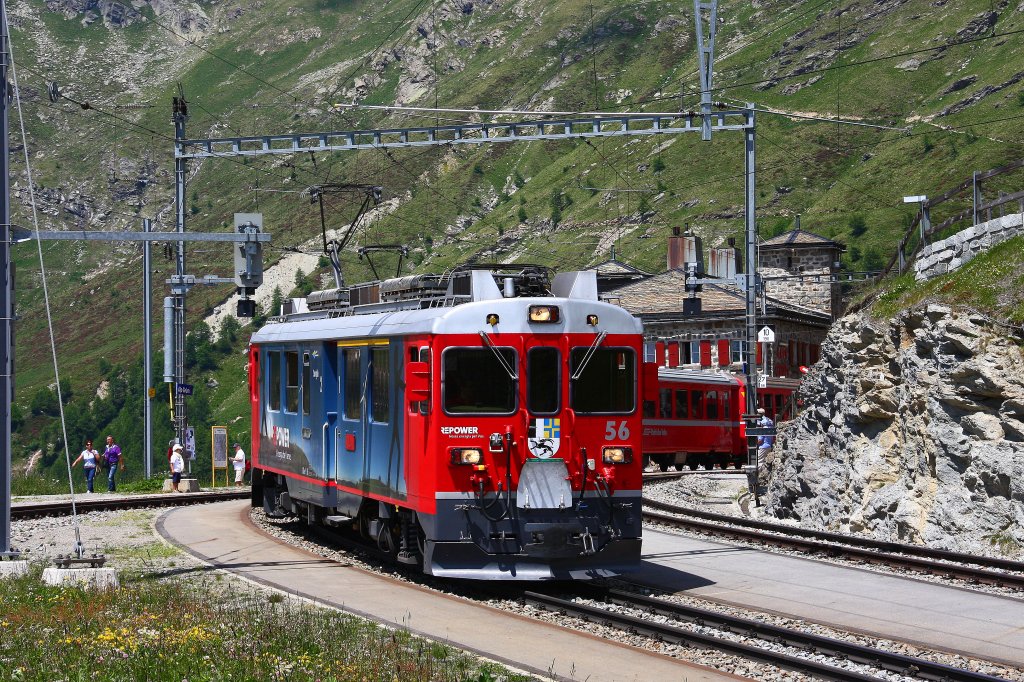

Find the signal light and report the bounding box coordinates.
[451,448,483,465]
[602,446,633,464]
[528,305,560,323]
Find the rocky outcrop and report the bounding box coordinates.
[764,305,1024,557]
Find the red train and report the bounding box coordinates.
[642,368,799,471]
[248,266,647,580]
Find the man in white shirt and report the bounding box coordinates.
[232,443,247,487]
[170,444,186,493]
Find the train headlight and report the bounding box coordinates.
[586,314,599,326]
[528,305,560,323]
[486,313,500,325]
[602,446,633,464]
[451,448,483,465]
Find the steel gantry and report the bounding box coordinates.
[173,104,762,446]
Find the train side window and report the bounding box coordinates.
[691,390,704,420]
[268,351,281,412]
[659,389,672,418]
[706,391,719,420]
[344,349,362,420]
[371,347,389,423]
[418,347,431,415]
[722,391,730,421]
[775,393,784,419]
[284,352,300,413]
[643,400,656,418]
[301,352,311,416]
[674,390,688,419]
[527,347,560,415]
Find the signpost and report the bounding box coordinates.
[211,426,228,487]
[176,383,194,396]
[757,325,775,343]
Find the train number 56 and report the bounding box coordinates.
[605,421,630,440]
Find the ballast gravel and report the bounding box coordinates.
[250,507,1023,681]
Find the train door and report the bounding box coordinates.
[365,343,404,499]
[303,347,335,480]
[336,344,366,488]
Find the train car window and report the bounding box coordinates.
[527,347,560,415]
[775,393,784,419]
[371,348,389,423]
[691,390,704,419]
[268,351,281,412]
[570,348,635,414]
[659,389,672,418]
[301,352,311,416]
[344,349,362,419]
[443,348,516,415]
[723,390,730,421]
[643,400,656,418]
[674,390,689,419]
[706,391,719,420]
[418,347,431,415]
[284,352,300,413]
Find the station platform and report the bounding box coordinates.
[158,500,736,682]
[638,528,1024,667]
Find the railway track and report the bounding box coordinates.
[523,586,1009,682]
[643,498,1024,590]
[11,490,249,520]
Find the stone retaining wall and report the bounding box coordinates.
[914,212,1024,281]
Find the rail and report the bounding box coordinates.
[11,490,249,520]
[643,498,1024,589]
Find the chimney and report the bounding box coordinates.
[667,225,704,273]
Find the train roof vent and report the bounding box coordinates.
[349,282,381,307]
[306,287,351,312]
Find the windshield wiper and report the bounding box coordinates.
[570,331,607,380]
[479,331,518,381]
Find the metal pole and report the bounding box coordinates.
[143,218,152,479]
[920,201,930,246]
[972,171,979,226]
[0,0,15,557]
[693,0,718,142]
[743,104,760,506]
[172,95,189,471]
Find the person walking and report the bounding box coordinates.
[232,443,246,487]
[102,435,125,492]
[169,444,185,493]
[755,408,775,463]
[72,439,100,493]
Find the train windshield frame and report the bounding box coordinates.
[442,347,518,415]
[569,347,636,415]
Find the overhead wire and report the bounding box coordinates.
[6,4,88,558]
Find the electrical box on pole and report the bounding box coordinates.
[233,213,264,317]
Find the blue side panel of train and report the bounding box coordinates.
[258,337,407,514]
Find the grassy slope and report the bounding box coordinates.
[8,0,1024,466]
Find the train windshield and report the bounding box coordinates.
[443,348,517,415]
[569,347,635,414]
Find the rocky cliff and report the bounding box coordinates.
[764,305,1024,557]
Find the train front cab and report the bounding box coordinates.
[410,325,644,580]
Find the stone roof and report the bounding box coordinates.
[590,259,651,276]
[603,268,829,322]
[760,228,844,250]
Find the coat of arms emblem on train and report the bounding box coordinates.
[528,418,560,458]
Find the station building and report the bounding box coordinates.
[595,228,843,379]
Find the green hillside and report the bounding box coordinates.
[7,0,1024,481]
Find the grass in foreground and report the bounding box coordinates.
[0,568,523,682]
